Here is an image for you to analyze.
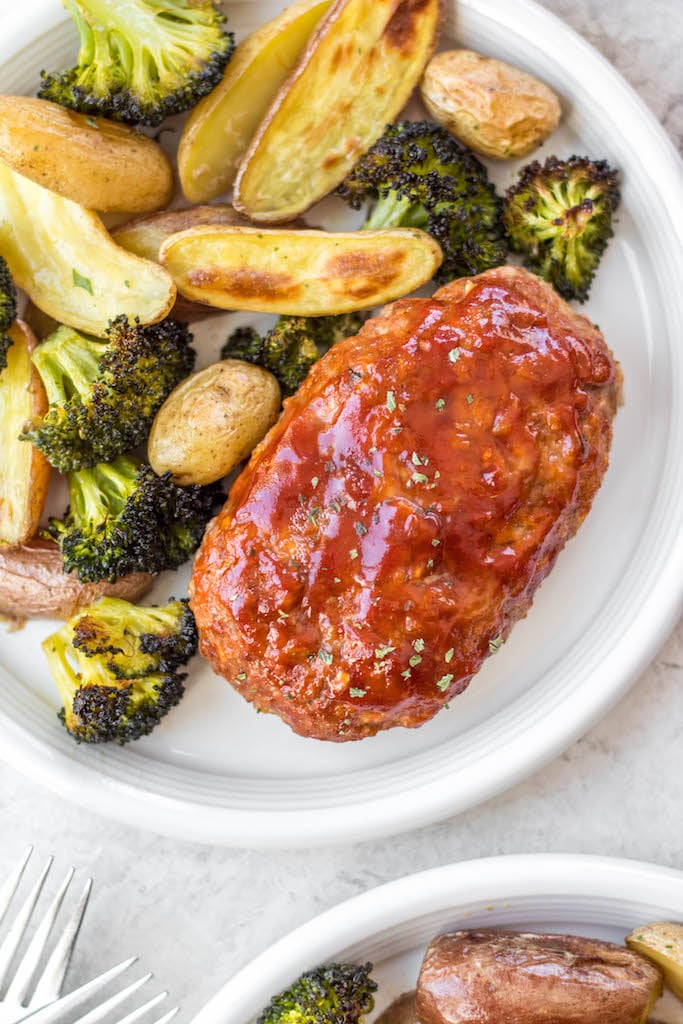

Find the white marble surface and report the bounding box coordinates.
[1,1,682,1021]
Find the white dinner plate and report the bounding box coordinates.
[0,0,682,846]
[192,854,683,1024]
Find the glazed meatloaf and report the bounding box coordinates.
[190,266,621,741]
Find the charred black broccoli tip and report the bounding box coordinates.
[0,256,18,373]
[337,120,507,284]
[221,314,366,396]
[47,453,223,583]
[501,154,621,303]
[44,595,197,744]
[22,316,195,473]
[257,963,377,1024]
[38,0,235,126]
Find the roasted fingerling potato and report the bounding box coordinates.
[148,360,282,485]
[113,205,253,321]
[0,320,51,547]
[0,160,176,336]
[627,922,683,1000]
[0,96,173,213]
[234,0,442,222]
[416,930,663,1024]
[159,226,443,315]
[178,0,333,203]
[0,539,153,621]
[420,50,561,159]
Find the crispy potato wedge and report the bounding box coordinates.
[0,539,153,621]
[113,205,251,321]
[0,320,51,546]
[0,160,176,337]
[159,226,443,314]
[0,96,173,213]
[179,0,333,203]
[234,0,442,222]
[417,930,662,1024]
[627,923,683,1000]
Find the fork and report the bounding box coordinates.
[0,850,177,1024]
[0,848,91,1024]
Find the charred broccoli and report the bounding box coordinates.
[23,316,195,472]
[501,155,620,302]
[222,313,365,395]
[337,121,507,284]
[39,0,234,126]
[0,256,18,373]
[257,964,377,1024]
[43,596,197,744]
[71,596,197,676]
[47,454,223,583]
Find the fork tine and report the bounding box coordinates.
[0,848,32,928]
[103,991,168,1024]
[0,857,53,990]
[5,868,75,1007]
[27,877,92,1010]
[19,958,138,1024]
[150,1010,179,1024]
[65,973,153,1024]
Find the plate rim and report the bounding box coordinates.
[190,852,683,1024]
[0,0,682,846]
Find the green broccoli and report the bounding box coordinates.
[257,964,377,1024]
[71,596,197,676]
[38,0,235,127]
[501,155,620,302]
[337,121,507,284]
[47,454,223,583]
[222,313,365,395]
[0,256,18,373]
[22,316,195,472]
[43,595,198,744]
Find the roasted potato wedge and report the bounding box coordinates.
[417,930,662,1024]
[627,923,683,1000]
[0,96,173,213]
[420,50,561,159]
[234,0,442,222]
[0,320,50,546]
[113,205,251,321]
[149,360,281,485]
[0,160,176,337]
[179,0,333,203]
[159,226,443,314]
[0,539,153,621]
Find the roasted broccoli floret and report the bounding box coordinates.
[38,0,235,126]
[43,595,197,744]
[47,454,223,583]
[0,256,18,373]
[222,314,365,395]
[337,121,507,284]
[23,317,195,472]
[257,964,377,1024]
[71,596,197,676]
[501,155,620,302]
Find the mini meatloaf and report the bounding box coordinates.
[190,266,621,741]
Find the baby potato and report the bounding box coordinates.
[420,50,561,159]
[627,923,683,1000]
[148,360,281,485]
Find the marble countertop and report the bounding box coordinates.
[1,1,682,1021]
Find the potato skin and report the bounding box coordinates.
[0,320,51,545]
[148,360,281,485]
[420,50,561,158]
[0,539,153,621]
[416,930,662,1024]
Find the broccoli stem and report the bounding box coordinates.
[365,192,429,231]
[68,457,137,527]
[32,333,104,406]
